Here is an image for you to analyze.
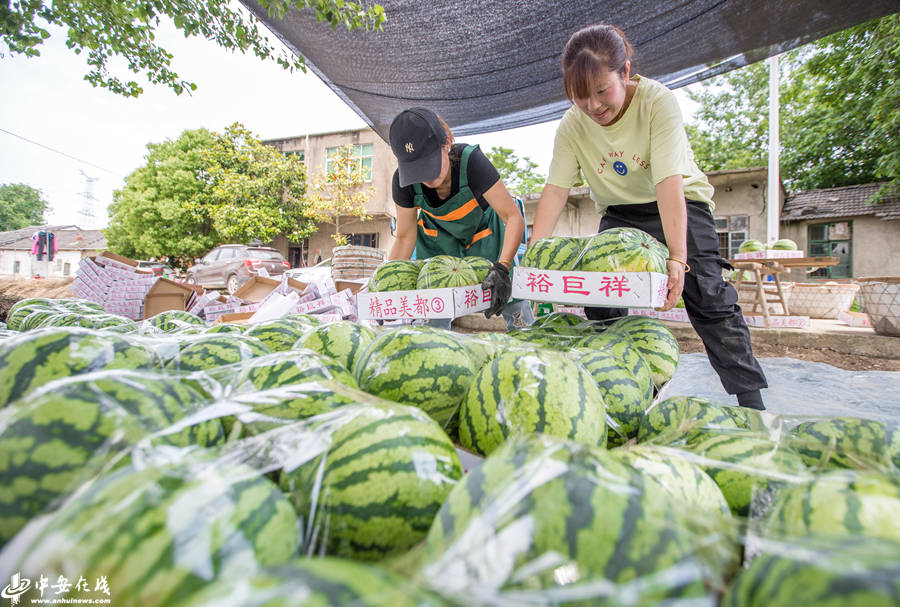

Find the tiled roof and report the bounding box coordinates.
[782,183,900,222]
[0,225,107,251]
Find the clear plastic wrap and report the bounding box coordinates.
[521,230,668,274]
[405,434,734,605]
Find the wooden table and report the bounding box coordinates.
[726,256,840,327]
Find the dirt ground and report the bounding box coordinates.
[2,276,897,372]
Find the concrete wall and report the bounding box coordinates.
[707,170,773,244]
[0,249,94,278]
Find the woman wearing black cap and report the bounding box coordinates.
[388,107,532,329]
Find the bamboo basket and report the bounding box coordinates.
[786,282,859,319]
[857,276,900,337]
[330,245,385,281]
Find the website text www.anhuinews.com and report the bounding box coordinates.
[28,599,112,604]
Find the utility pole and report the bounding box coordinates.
[79,169,99,229]
[767,55,781,245]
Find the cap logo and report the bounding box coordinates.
[405,142,414,153]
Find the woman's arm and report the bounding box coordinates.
[656,174,688,311]
[529,184,570,244]
[482,179,525,266]
[388,205,419,260]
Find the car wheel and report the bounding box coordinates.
[226,274,240,295]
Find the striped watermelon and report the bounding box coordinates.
[204,322,247,334]
[143,309,205,333]
[0,370,223,543]
[423,435,714,603]
[20,308,61,330]
[464,256,493,282]
[168,334,271,373]
[576,227,668,273]
[681,434,808,516]
[576,329,654,400]
[34,311,96,328]
[416,255,478,288]
[245,319,309,352]
[279,402,463,561]
[722,537,900,607]
[0,328,157,407]
[458,348,607,456]
[354,327,477,428]
[638,396,767,445]
[608,315,679,388]
[787,416,900,471]
[572,346,652,446]
[368,259,421,292]
[766,470,900,543]
[10,462,299,607]
[179,557,452,606]
[91,314,139,333]
[616,443,740,581]
[6,298,61,331]
[520,236,584,270]
[531,310,586,329]
[282,313,325,328]
[234,350,358,392]
[298,321,376,373]
[507,326,582,349]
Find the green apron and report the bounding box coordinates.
[414,145,505,262]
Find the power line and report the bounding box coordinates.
[0,127,123,177]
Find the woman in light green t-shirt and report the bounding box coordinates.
[531,24,768,410]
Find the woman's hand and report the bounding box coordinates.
[659,259,686,311]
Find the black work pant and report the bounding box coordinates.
[584,200,767,395]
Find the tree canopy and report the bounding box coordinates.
[105,123,314,265]
[304,144,374,246]
[686,14,899,201]
[484,146,545,196]
[0,183,48,231]
[1,0,385,96]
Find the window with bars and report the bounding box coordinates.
[348,233,378,248]
[808,221,852,278]
[326,144,373,182]
[284,150,305,163]
[714,215,749,258]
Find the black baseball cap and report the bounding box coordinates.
[389,108,446,187]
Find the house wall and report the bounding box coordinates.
[781,216,900,280]
[266,128,398,266]
[0,249,94,278]
[708,171,772,244]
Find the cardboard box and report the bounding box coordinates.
[628,307,692,323]
[742,313,810,329]
[232,276,309,303]
[213,311,256,325]
[143,278,196,318]
[512,267,668,309]
[838,309,872,328]
[732,249,805,260]
[357,286,492,320]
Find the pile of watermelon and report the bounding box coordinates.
[1,294,898,606]
[521,228,669,272]
[368,255,492,292]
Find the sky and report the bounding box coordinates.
[0,16,696,231]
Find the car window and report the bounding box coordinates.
[203,250,220,263]
[218,248,236,260]
[247,249,285,260]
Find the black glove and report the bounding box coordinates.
[481,262,511,318]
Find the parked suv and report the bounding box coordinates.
[184,245,289,294]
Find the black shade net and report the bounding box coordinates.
[241,0,897,139]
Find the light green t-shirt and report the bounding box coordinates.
[547,75,715,213]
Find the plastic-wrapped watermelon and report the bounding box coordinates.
[576,227,668,273]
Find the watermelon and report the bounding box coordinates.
[531,310,586,329]
[20,308,61,330]
[638,396,767,445]
[576,227,669,273]
[167,334,271,373]
[354,327,477,428]
[786,416,900,471]
[142,309,205,333]
[245,319,309,352]
[771,238,798,250]
[298,321,376,373]
[608,315,680,388]
[282,313,325,329]
[35,311,96,328]
[0,370,223,543]
[205,322,247,334]
[681,434,808,517]
[5,298,57,330]
[766,470,900,543]
[416,255,478,289]
[520,236,584,270]
[235,350,357,392]
[179,557,452,606]
[721,537,900,607]
[368,259,421,292]
[0,327,157,407]
[458,348,607,456]
[279,402,463,561]
[739,239,765,253]
[9,462,299,607]
[507,326,581,349]
[575,330,655,410]
[571,346,652,445]
[423,435,715,603]
[464,256,493,282]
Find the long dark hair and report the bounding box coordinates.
[562,24,634,100]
